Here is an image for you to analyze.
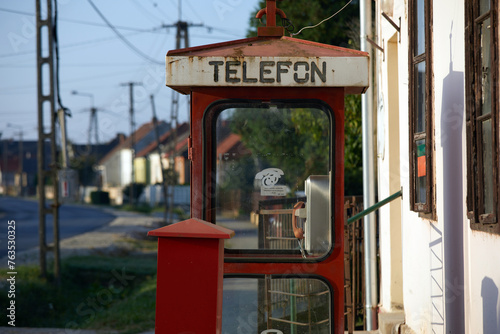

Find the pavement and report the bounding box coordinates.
[0,206,161,334]
[0,207,380,334]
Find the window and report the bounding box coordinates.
[222,276,332,333]
[465,0,499,233]
[408,0,433,213]
[205,101,334,260]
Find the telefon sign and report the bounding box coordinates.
[166,56,368,89]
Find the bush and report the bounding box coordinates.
[122,183,146,204]
[90,190,110,205]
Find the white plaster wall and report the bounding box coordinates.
[149,153,162,185]
[391,1,434,332]
[121,149,132,186]
[467,232,500,333]
[377,0,500,333]
[377,29,404,311]
[432,1,466,333]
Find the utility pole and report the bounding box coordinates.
[121,82,142,207]
[7,124,23,196]
[2,139,7,192]
[161,1,203,223]
[150,95,169,223]
[71,90,100,148]
[36,0,61,284]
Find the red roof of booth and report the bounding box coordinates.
[167,36,368,58]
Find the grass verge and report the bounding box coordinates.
[0,255,157,333]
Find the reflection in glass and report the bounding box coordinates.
[480,18,491,116]
[480,0,490,15]
[482,119,493,214]
[414,0,425,56]
[415,61,426,133]
[222,277,331,334]
[214,105,332,259]
[415,139,426,204]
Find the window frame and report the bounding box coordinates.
[202,99,336,262]
[408,0,434,214]
[465,0,500,233]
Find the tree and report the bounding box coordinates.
[248,0,360,49]
[247,0,364,195]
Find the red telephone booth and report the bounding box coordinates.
[156,1,369,332]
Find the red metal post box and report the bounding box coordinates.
[148,218,234,333]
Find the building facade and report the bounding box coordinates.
[375,0,500,332]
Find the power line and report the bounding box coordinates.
[87,0,163,65]
[145,0,175,22]
[0,29,160,59]
[291,0,354,37]
[0,7,157,32]
[0,62,147,68]
[128,0,164,24]
[185,0,204,23]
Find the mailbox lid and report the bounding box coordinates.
[166,36,369,94]
[148,218,235,239]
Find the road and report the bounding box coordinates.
[0,197,115,258]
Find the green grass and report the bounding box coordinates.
[0,255,157,333]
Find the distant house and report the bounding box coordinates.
[97,119,170,203]
[69,133,126,188]
[0,140,49,196]
[135,122,190,185]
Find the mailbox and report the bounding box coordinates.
[153,1,369,333]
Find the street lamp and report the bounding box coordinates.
[72,90,99,146]
[7,123,23,197]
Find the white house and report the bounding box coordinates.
[374,0,500,333]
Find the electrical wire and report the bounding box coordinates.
[0,7,157,32]
[146,0,175,22]
[290,0,354,37]
[129,0,164,24]
[87,0,163,65]
[54,0,72,117]
[185,0,204,24]
[0,29,158,59]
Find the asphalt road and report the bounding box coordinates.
[0,197,116,258]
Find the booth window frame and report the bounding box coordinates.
[202,99,336,262]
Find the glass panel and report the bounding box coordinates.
[215,104,332,259]
[480,0,490,15]
[480,18,492,116]
[415,61,426,133]
[415,139,427,204]
[222,277,331,334]
[482,119,493,213]
[414,0,425,56]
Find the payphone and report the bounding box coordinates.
[151,1,369,333]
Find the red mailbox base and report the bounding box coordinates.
[148,219,234,333]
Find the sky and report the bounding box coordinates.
[0,0,259,144]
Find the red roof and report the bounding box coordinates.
[135,122,189,158]
[216,133,249,156]
[168,36,368,58]
[148,218,235,239]
[99,121,156,164]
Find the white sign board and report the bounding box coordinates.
[166,56,368,89]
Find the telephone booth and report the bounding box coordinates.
[152,1,369,333]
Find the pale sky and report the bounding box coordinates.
[0,0,259,144]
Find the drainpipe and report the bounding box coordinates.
[360,0,378,330]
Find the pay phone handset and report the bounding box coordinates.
[292,175,331,259]
[292,201,307,258]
